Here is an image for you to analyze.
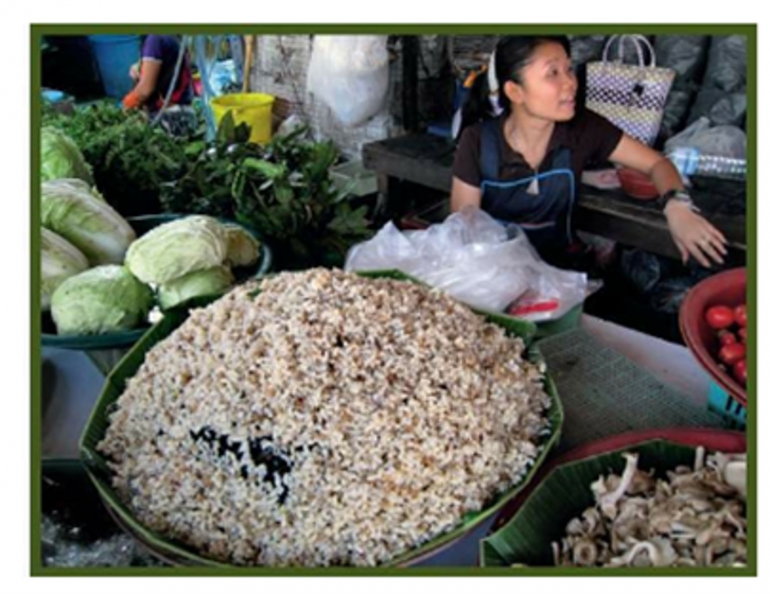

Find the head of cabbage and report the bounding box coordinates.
[41,228,90,311]
[41,127,94,185]
[223,223,261,268]
[51,265,154,335]
[41,179,135,266]
[157,266,235,310]
[125,215,228,285]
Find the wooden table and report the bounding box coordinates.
[362,133,747,261]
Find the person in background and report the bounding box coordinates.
[451,35,727,269]
[123,35,192,110]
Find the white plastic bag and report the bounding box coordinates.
[307,35,390,127]
[345,207,590,320]
[664,117,747,160]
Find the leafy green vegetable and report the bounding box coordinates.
[41,227,90,311]
[125,215,228,285]
[41,179,136,266]
[51,265,154,335]
[41,127,94,185]
[160,114,373,270]
[157,266,234,310]
[42,101,202,216]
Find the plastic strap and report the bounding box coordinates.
[479,118,502,182]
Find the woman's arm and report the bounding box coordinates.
[608,134,728,268]
[608,134,685,194]
[450,177,482,212]
[122,59,162,109]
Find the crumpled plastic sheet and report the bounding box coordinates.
[655,35,711,86]
[686,89,747,128]
[702,35,747,92]
[41,515,164,567]
[665,117,747,160]
[345,207,590,321]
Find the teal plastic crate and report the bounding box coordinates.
[707,381,746,429]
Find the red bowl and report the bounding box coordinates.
[616,166,659,200]
[487,428,747,535]
[679,267,747,406]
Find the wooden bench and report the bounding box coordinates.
[362,133,746,262]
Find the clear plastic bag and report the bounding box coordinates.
[307,35,390,127]
[666,117,747,159]
[345,207,591,321]
[664,117,747,180]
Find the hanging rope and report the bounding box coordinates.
[150,35,191,127]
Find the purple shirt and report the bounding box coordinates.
[141,35,192,107]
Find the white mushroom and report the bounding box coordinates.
[553,448,747,568]
[610,540,670,567]
[566,517,584,536]
[572,539,599,566]
[694,446,706,472]
[551,541,561,566]
[723,460,747,497]
[598,453,639,519]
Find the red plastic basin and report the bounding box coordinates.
[617,166,659,200]
[679,267,747,407]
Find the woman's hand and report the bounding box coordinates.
[664,201,728,268]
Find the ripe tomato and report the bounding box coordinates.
[738,327,748,343]
[719,343,746,366]
[732,359,747,386]
[706,305,735,330]
[734,304,747,327]
[718,330,737,346]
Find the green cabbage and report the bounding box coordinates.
[125,215,228,285]
[41,127,94,185]
[41,227,90,311]
[50,265,154,335]
[223,223,261,267]
[44,178,106,202]
[157,266,235,310]
[41,179,136,265]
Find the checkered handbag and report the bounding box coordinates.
[586,35,676,146]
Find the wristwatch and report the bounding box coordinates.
[658,189,700,213]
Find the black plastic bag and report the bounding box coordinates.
[659,89,697,144]
[620,248,664,294]
[655,35,710,87]
[687,88,747,128]
[702,35,747,92]
[569,35,607,66]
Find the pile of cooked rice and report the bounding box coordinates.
[98,268,551,566]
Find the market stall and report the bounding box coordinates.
[36,31,752,572]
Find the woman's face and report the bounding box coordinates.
[505,42,578,122]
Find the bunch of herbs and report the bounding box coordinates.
[161,114,372,270]
[42,101,201,216]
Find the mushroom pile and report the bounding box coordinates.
[552,447,747,567]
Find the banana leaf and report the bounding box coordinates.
[79,269,563,568]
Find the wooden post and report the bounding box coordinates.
[242,35,255,93]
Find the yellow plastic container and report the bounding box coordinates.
[210,93,275,144]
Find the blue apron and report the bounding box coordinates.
[478,118,576,263]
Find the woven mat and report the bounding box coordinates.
[538,328,730,453]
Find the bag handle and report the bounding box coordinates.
[602,34,657,68]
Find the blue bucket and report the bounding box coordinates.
[88,35,141,99]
